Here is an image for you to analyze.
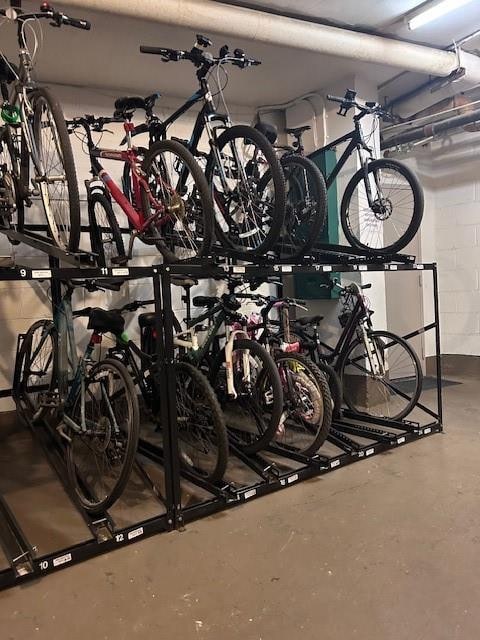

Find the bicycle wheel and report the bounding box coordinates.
[210,338,283,454]
[341,159,423,254]
[0,126,24,238]
[274,352,332,455]
[141,139,213,262]
[32,88,80,251]
[88,192,125,267]
[205,124,285,256]
[175,362,228,482]
[338,330,423,421]
[65,357,139,514]
[14,319,56,422]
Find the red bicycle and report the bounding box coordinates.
[67,98,213,265]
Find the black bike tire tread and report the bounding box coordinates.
[0,126,25,235]
[88,192,125,267]
[66,357,140,514]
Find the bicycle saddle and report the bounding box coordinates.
[254,121,278,145]
[0,56,18,84]
[138,312,155,329]
[87,308,125,335]
[192,295,219,308]
[114,93,160,117]
[285,125,311,137]
[295,314,324,326]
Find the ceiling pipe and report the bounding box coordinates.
[381,107,480,150]
[62,0,480,82]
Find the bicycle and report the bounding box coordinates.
[67,112,213,265]
[0,3,90,251]
[101,297,229,483]
[13,283,140,513]
[319,89,424,254]
[254,120,328,260]
[288,280,423,421]
[235,291,333,456]
[127,34,286,256]
[168,284,284,454]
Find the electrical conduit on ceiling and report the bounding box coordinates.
[62,0,480,83]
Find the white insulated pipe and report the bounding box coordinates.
[62,0,480,81]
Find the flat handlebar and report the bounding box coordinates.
[0,3,91,30]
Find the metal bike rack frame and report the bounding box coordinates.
[0,246,443,589]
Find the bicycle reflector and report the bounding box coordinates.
[1,104,20,124]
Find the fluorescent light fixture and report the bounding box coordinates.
[408,0,475,30]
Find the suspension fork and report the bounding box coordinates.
[224,329,251,398]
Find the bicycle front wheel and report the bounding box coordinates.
[65,358,140,514]
[338,330,423,421]
[141,139,213,262]
[206,124,285,256]
[32,88,80,251]
[341,159,423,254]
[210,338,283,454]
[175,362,228,483]
[88,192,125,267]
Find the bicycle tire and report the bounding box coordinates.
[14,319,57,423]
[274,351,332,455]
[141,139,213,262]
[88,191,126,267]
[340,158,423,254]
[32,88,80,251]
[175,361,228,482]
[205,124,285,256]
[209,338,283,454]
[65,357,139,514]
[0,125,24,238]
[337,330,423,421]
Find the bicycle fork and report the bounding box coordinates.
[224,329,251,398]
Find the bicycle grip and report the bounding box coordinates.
[326,95,344,103]
[140,45,170,56]
[64,16,91,30]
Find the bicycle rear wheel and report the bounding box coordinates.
[88,191,125,267]
[341,159,423,254]
[32,88,80,251]
[205,124,285,256]
[0,126,24,238]
[14,319,56,423]
[210,338,283,454]
[141,139,213,262]
[338,330,423,420]
[274,352,332,455]
[175,362,228,483]
[65,357,139,514]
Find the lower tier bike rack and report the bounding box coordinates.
[0,260,443,590]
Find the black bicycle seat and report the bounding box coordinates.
[138,312,155,329]
[295,314,323,326]
[285,125,311,137]
[114,93,160,116]
[87,308,125,335]
[254,121,278,145]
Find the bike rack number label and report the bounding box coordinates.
[53,553,72,568]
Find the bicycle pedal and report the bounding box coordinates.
[111,254,129,266]
[38,391,60,408]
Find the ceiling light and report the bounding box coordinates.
[408,0,475,30]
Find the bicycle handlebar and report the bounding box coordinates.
[139,43,260,70]
[326,92,391,121]
[67,114,124,132]
[0,3,91,30]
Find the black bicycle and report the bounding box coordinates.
[255,121,328,259]
[321,89,423,254]
[288,280,423,421]
[99,299,229,483]
[0,3,90,251]
[125,34,286,256]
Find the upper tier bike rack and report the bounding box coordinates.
[0,258,443,590]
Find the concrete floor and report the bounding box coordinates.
[0,372,479,640]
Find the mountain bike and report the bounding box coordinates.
[0,3,90,251]
[128,34,286,256]
[67,112,213,264]
[288,280,423,421]
[254,121,328,259]
[13,283,140,514]
[235,291,333,455]
[101,298,229,483]
[321,89,423,254]
[169,287,283,454]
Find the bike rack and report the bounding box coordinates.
[0,249,443,590]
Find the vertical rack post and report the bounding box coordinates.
[432,264,443,428]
